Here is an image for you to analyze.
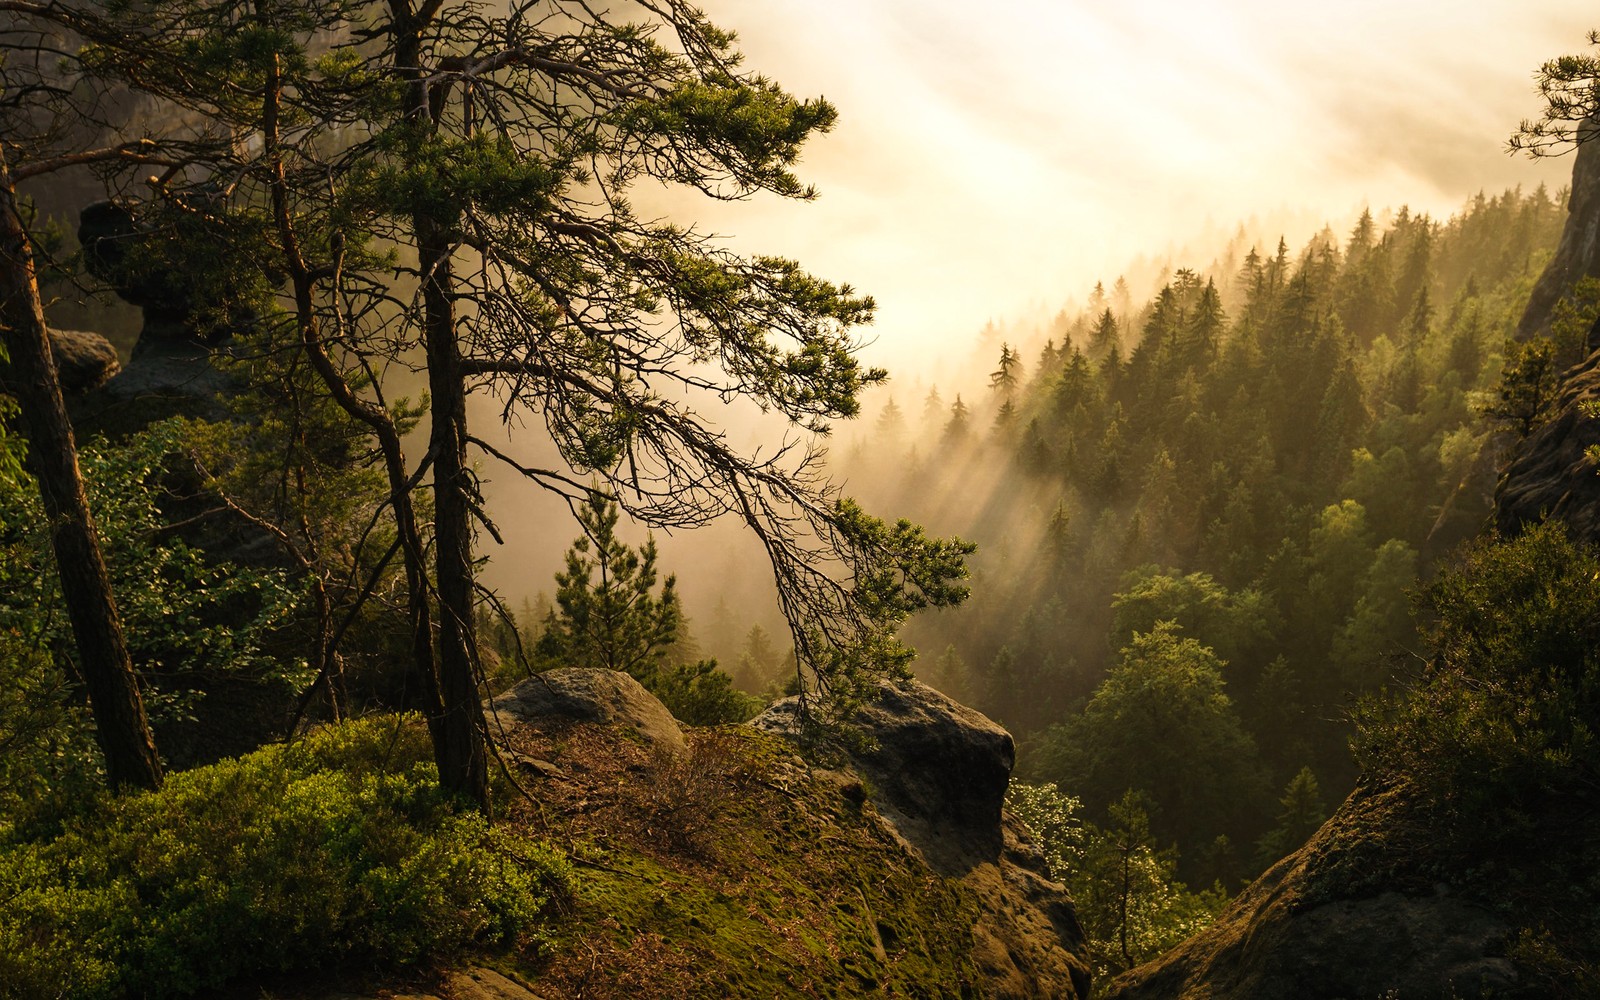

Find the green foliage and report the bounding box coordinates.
[1353,523,1600,811]
[1110,568,1276,674]
[1252,766,1328,869]
[0,633,100,839]
[537,492,682,680]
[1028,623,1266,858]
[536,493,759,725]
[0,715,567,1000]
[1548,276,1600,365]
[1346,525,1600,986]
[1484,336,1561,438]
[0,420,307,814]
[1510,29,1600,156]
[0,421,307,696]
[1008,782,1226,983]
[647,659,763,726]
[857,187,1557,874]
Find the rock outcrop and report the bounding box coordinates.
[0,327,119,397]
[1493,112,1600,543]
[46,328,120,392]
[488,669,686,751]
[65,200,239,436]
[1515,118,1600,342]
[476,671,1089,999]
[1104,784,1515,1000]
[1495,346,1600,539]
[754,680,1092,1000]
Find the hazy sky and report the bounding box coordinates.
[650,0,1594,374]
[482,0,1597,607]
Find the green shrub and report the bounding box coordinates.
[1352,522,1600,811]
[648,660,764,725]
[0,715,567,1000]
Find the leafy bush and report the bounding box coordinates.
[0,715,567,1000]
[0,420,309,721]
[648,659,764,725]
[1353,522,1600,811]
[1348,523,1600,988]
[0,633,101,840]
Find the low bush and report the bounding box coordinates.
[0,714,567,1000]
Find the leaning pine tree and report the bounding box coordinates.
[36,0,973,809]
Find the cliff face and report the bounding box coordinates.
[1515,122,1600,342]
[1494,345,1600,538]
[1103,786,1515,1000]
[1497,119,1600,542]
[1102,125,1600,1000]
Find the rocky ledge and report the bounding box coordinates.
[1104,784,1515,1000]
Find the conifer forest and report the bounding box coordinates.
[4,2,1600,998]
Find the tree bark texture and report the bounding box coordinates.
[420,219,488,810]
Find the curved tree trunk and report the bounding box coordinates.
[0,144,163,792]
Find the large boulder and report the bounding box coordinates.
[0,327,120,397]
[753,680,1013,873]
[488,668,685,751]
[48,328,120,392]
[1104,784,1516,1000]
[752,680,1091,1000]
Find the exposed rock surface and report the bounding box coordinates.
[1495,115,1600,544]
[46,328,120,392]
[753,680,1013,873]
[1105,785,1515,1000]
[79,199,231,349]
[1495,345,1600,539]
[64,202,238,436]
[753,679,1091,1000]
[488,668,686,751]
[1516,118,1600,341]
[0,327,120,397]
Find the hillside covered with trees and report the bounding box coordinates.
[6,0,1600,996]
[836,186,1579,909]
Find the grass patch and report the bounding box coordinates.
[502,722,982,999]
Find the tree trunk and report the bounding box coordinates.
[261,49,448,751]
[420,219,488,810]
[394,8,488,810]
[0,144,163,792]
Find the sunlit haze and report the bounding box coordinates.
[481,0,1595,613]
[650,1,1591,374]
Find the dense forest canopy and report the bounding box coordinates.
[4,2,1600,997]
[828,187,1575,879]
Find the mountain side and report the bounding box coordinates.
[1101,130,1600,1000]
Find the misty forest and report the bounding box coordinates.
[5,2,1600,999]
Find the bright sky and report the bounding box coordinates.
[659,0,1594,374]
[481,0,1598,605]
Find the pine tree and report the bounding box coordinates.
[1089,308,1121,359]
[990,342,1023,400]
[875,396,908,453]
[536,493,682,681]
[944,394,972,443]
